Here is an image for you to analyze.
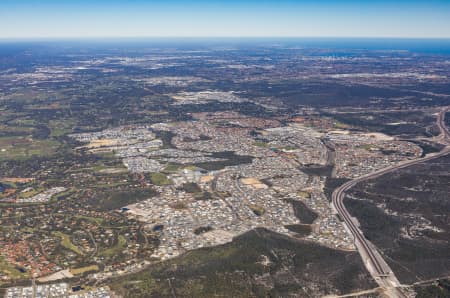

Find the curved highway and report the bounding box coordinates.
[331,107,450,296]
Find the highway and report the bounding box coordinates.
[436,106,450,142]
[331,107,450,297]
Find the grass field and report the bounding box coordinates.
[18,187,45,199]
[75,215,105,225]
[0,124,35,135]
[70,265,99,275]
[53,232,83,255]
[162,163,183,173]
[149,172,172,186]
[99,235,127,258]
[0,137,60,160]
[48,119,76,137]
[0,256,29,281]
[253,141,269,147]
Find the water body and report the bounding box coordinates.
[1,37,450,55]
[277,37,450,55]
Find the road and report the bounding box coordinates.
[436,106,450,143]
[331,107,450,297]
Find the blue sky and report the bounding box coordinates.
[0,0,449,38]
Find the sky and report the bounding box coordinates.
[0,0,449,39]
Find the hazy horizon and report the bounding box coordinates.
[1,0,450,39]
[3,37,450,56]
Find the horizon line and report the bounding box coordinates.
[2,36,450,41]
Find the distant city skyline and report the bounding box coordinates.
[1,0,450,39]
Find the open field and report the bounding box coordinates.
[53,232,83,255]
[0,256,29,282]
[99,235,127,258]
[149,172,172,185]
[0,137,60,160]
[70,265,100,275]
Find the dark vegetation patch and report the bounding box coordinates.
[346,154,450,283]
[153,130,176,149]
[409,140,444,157]
[288,199,318,224]
[324,178,350,202]
[284,224,312,237]
[236,80,448,109]
[344,198,402,246]
[323,110,438,138]
[148,172,172,186]
[300,165,333,177]
[248,204,265,216]
[194,151,253,171]
[170,101,275,118]
[161,163,183,173]
[415,279,450,298]
[184,135,212,142]
[179,182,202,193]
[259,178,273,187]
[94,188,158,211]
[193,226,213,235]
[0,150,100,178]
[381,149,398,155]
[0,183,9,193]
[111,229,376,298]
[193,191,214,200]
[194,191,230,201]
[193,191,211,200]
[169,202,188,210]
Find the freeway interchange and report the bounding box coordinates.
[331,107,450,297]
